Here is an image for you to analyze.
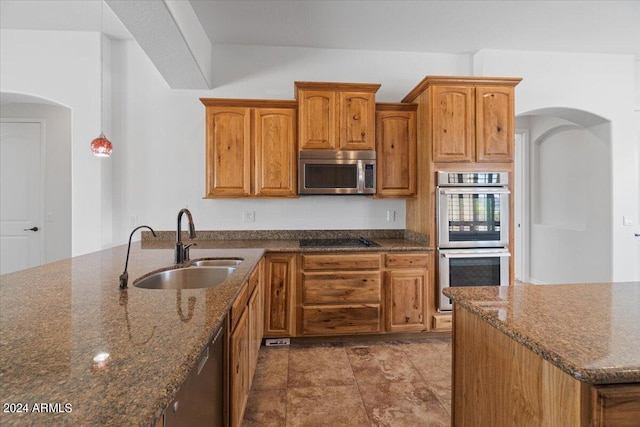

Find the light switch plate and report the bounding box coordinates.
[623,216,633,226]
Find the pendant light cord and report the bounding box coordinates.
[99,0,104,134]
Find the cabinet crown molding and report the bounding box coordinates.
[294,81,381,97]
[401,75,522,103]
[200,98,297,108]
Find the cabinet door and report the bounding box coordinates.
[340,91,376,150]
[431,86,474,163]
[205,107,252,197]
[230,308,249,427]
[264,253,296,337]
[375,109,417,197]
[475,86,514,162]
[386,269,427,332]
[248,266,264,384]
[298,90,337,150]
[254,108,297,197]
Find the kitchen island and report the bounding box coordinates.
[0,230,430,426]
[444,282,640,426]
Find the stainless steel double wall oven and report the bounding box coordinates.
[437,172,510,311]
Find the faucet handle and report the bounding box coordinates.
[183,243,197,261]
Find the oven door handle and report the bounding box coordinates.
[440,250,511,259]
[440,188,510,195]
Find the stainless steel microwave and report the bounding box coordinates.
[298,150,376,195]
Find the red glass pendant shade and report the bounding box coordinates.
[91,133,112,157]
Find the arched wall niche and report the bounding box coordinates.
[515,107,612,284]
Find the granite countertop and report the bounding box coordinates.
[0,230,430,426]
[444,282,640,385]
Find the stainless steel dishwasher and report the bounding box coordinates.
[164,321,226,426]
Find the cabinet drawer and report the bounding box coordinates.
[385,253,430,268]
[301,304,381,335]
[301,272,381,304]
[302,253,381,270]
[247,264,260,296]
[230,282,249,331]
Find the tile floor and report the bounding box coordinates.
[243,336,452,426]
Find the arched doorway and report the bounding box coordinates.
[515,108,612,284]
[0,92,72,274]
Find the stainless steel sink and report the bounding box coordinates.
[190,258,243,267]
[133,266,236,290]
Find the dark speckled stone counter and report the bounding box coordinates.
[0,244,264,426]
[444,282,640,385]
[0,230,430,426]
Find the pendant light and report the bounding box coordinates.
[91,0,112,157]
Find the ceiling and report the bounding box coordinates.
[1,0,638,90]
[188,0,640,58]
[1,0,638,59]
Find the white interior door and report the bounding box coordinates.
[1,120,43,275]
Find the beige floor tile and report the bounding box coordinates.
[357,380,450,427]
[288,346,355,388]
[243,388,287,426]
[286,385,370,427]
[252,347,289,391]
[347,344,424,386]
[403,337,452,414]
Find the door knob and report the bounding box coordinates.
[23,227,39,232]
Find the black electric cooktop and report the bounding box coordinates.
[299,237,380,248]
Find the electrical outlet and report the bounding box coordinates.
[623,216,633,226]
[387,210,396,222]
[243,211,255,222]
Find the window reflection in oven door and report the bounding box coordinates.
[438,248,510,311]
[438,187,510,248]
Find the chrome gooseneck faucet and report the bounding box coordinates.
[175,208,196,264]
[119,225,157,289]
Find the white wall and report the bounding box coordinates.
[0,29,109,257]
[475,49,639,281]
[110,42,471,243]
[0,102,72,264]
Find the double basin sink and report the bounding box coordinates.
[133,258,243,290]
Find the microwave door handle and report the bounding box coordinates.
[357,161,365,193]
[440,188,511,195]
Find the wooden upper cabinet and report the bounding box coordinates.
[375,103,417,198]
[297,90,337,150]
[254,108,297,196]
[201,99,297,198]
[431,86,475,163]
[403,76,521,164]
[295,82,380,151]
[205,107,252,197]
[339,91,376,150]
[475,86,515,162]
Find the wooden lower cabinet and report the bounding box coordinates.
[384,253,430,332]
[248,261,264,385]
[229,262,264,427]
[589,384,640,427]
[452,304,640,426]
[302,304,382,335]
[385,270,427,332]
[264,253,296,337]
[298,253,383,336]
[229,308,249,427]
